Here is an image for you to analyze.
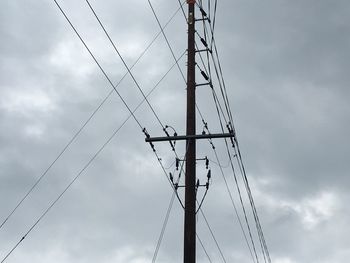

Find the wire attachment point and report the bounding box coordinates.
[143,128,156,152]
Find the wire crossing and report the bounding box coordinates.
[1,1,273,263]
[0,2,184,233]
[0,0,188,256]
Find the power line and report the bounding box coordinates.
[193,5,269,260]
[205,92,261,263]
[1,114,129,263]
[199,114,257,262]
[198,208,227,263]
[195,1,233,127]
[152,191,176,263]
[173,3,257,261]
[0,34,187,263]
[207,78,267,263]
[54,0,187,211]
[147,0,186,83]
[53,0,142,128]
[0,2,183,233]
[145,4,227,261]
[85,0,165,130]
[152,141,189,261]
[232,141,271,263]
[196,233,212,263]
[200,1,271,258]
[211,144,257,263]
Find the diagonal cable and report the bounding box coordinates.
[0,30,187,263]
[0,1,183,232]
[85,0,165,129]
[147,0,186,83]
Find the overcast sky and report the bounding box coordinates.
[1,0,350,263]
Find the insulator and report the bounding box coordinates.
[207,169,211,180]
[205,157,209,169]
[206,182,209,190]
[176,158,179,170]
[150,142,155,152]
[199,7,207,17]
[196,179,200,188]
[169,172,174,183]
[202,130,206,135]
[200,37,208,48]
[201,70,209,81]
[142,128,150,138]
[164,129,170,137]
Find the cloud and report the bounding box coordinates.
[0,0,349,263]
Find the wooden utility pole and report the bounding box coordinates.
[145,1,234,261]
[184,1,196,263]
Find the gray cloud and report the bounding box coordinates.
[1,1,349,263]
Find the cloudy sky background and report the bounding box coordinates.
[1,0,350,262]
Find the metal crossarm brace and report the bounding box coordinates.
[145,133,234,143]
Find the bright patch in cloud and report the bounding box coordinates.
[24,124,45,138]
[283,192,338,229]
[274,257,297,263]
[107,246,150,263]
[1,89,55,115]
[49,40,94,77]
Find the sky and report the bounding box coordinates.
[0,0,350,262]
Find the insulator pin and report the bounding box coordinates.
[207,169,211,180]
[199,7,207,17]
[205,157,209,169]
[201,70,209,81]
[200,37,208,48]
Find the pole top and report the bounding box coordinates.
[187,0,196,4]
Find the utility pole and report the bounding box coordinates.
[184,1,196,262]
[145,1,234,262]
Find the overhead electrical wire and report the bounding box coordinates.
[198,84,260,263]
[198,207,227,263]
[53,0,142,128]
[152,191,176,263]
[145,3,229,262]
[196,13,254,262]
[83,2,214,260]
[196,233,213,263]
[0,2,188,257]
[0,2,265,263]
[0,2,184,233]
[155,1,272,262]
[172,1,261,261]
[152,143,188,262]
[232,141,271,263]
[202,124,256,263]
[204,51,263,263]
[4,1,271,263]
[203,0,271,259]
[207,8,271,254]
[196,1,234,126]
[0,112,133,263]
[194,2,272,261]
[85,0,166,130]
[147,0,186,83]
[86,1,189,201]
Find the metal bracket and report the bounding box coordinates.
[145,133,234,143]
[195,48,212,53]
